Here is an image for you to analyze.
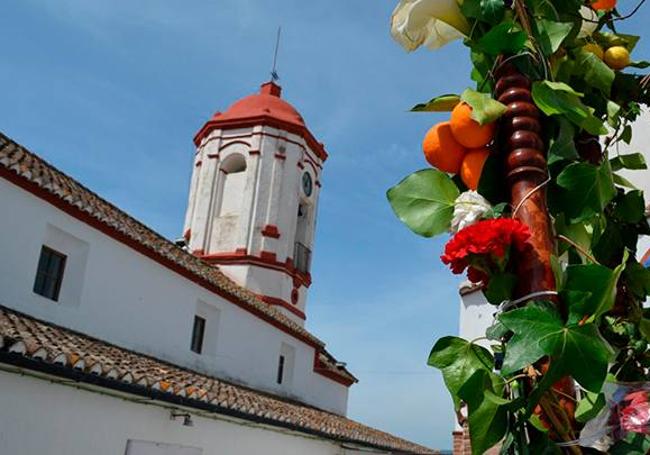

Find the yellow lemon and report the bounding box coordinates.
[583,43,604,60]
[604,46,631,70]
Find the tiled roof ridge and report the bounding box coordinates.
[0,132,324,350]
[0,304,437,454]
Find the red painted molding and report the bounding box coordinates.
[198,131,324,170]
[274,153,286,161]
[235,247,248,255]
[257,294,305,320]
[199,252,312,288]
[183,229,191,241]
[315,181,322,188]
[218,140,251,151]
[259,251,277,262]
[0,167,321,351]
[249,150,261,156]
[192,249,205,256]
[312,355,356,387]
[207,153,219,159]
[261,225,281,239]
[297,162,305,170]
[194,116,328,162]
[195,161,202,167]
[291,288,299,305]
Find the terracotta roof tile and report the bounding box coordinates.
[0,306,435,454]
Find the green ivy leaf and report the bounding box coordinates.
[475,22,527,56]
[427,337,494,409]
[564,252,627,323]
[548,118,578,165]
[460,88,508,125]
[499,302,613,392]
[556,161,616,223]
[613,190,645,224]
[623,261,650,301]
[575,391,606,423]
[531,81,607,135]
[613,172,639,189]
[458,370,508,455]
[411,94,461,112]
[536,19,574,56]
[387,169,460,238]
[609,433,650,455]
[575,49,615,96]
[596,32,641,52]
[610,153,647,171]
[621,125,633,144]
[629,60,650,69]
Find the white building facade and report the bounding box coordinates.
[0,82,434,455]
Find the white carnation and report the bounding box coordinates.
[450,191,492,233]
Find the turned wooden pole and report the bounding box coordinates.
[495,62,581,453]
[495,63,556,298]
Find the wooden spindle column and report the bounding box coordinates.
[495,63,556,297]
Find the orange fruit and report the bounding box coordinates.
[422,121,467,174]
[460,148,490,190]
[450,103,496,148]
[604,46,631,70]
[591,0,616,10]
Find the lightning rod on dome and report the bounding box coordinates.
[271,26,282,82]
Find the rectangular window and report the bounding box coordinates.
[190,316,206,354]
[276,355,285,384]
[33,246,67,302]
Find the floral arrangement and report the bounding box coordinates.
[386,0,650,453]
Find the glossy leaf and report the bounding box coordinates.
[475,22,527,56]
[458,370,508,455]
[387,169,460,237]
[411,94,461,112]
[575,49,615,96]
[556,161,616,223]
[575,392,606,423]
[536,19,574,56]
[548,118,578,165]
[610,153,647,171]
[460,89,508,125]
[532,81,607,135]
[499,302,613,392]
[428,336,494,409]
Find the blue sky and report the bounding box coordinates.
[3,0,650,451]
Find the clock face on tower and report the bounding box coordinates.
[302,172,313,197]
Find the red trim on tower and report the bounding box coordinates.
[207,153,219,159]
[183,229,191,240]
[260,251,277,262]
[274,153,286,161]
[249,150,261,156]
[195,117,328,162]
[261,225,281,239]
[199,252,312,288]
[297,162,305,170]
[257,294,306,320]
[218,140,251,151]
[198,131,323,170]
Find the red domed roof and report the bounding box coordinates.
[214,81,305,127]
[193,81,327,161]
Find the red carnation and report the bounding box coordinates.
[441,218,531,284]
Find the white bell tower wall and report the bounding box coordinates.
[183,122,324,327]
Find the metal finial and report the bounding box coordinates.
[271,27,282,82]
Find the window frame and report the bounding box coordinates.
[190,315,206,354]
[276,354,285,384]
[33,245,67,302]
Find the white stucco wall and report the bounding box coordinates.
[0,176,348,415]
[0,370,379,455]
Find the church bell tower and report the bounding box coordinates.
[183,81,327,326]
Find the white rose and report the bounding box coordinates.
[391,0,471,52]
[451,191,492,233]
[578,6,599,38]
